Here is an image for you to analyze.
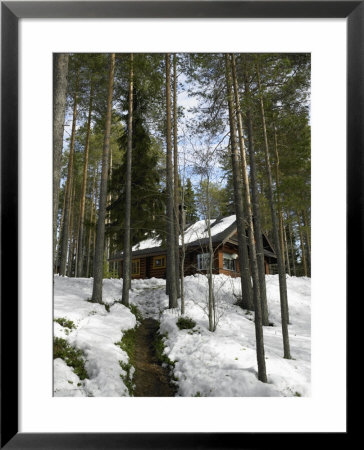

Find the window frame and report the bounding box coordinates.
[222,252,237,272]
[197,252,211,271]
[152,255,166,269]
[131,258,141,276]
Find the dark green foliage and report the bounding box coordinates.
[108,84,165,250]
[119,361,134,396]
[115,328,138,396]
[54,317,76,330]
[129,304,143,322]
[176,316,196,330]
[153,332,175,368]
[53,337,88,380]
[116,328,137,360]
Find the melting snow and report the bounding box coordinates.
[54,273,310,397]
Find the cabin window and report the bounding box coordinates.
[152,255,166,269]
[197,253,210,270]
[223,253,237,271]
[132,259,140,276]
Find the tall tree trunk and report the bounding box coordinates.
[224,57,253,312]
[122,53,134,307]
[173,53,181,298]
[302,209,311,276]
[67,183,77,277]
[180,200,186,315]
[239,59,269,326]
[288,220,297,277]
[106,150,113,266]
[226,54,267,383]
[76,81,94,277]
[283,217,291,276]
[297,212,308,277]
[226,54,267,382]
[59,66,79,276]
[165,53,178,308]
[256,61,291,359]
[86,168,97,278]
[273,127,287,273]
[53,53,69,270]
[207,189,215,332]
[91,53,115,304]
[56,187,67,270]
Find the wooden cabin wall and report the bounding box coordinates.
[111,245,273,280]
[217,244,240,278]
[147,255,167,279]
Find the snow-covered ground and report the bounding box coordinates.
[53,276,136,397]
[159,274,311,397]
[53,274,310,397]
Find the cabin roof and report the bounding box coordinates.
[109,215,277,260]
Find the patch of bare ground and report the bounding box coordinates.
[133,318,176,397]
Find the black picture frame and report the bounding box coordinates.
[1,1,357,448]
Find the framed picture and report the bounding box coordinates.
[1,1,358,448]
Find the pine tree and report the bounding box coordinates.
[255,58,291,359]
[226,53,267,382]
[173,53,181,298]
[121,53,134,307]
[108,88,165,249]
[53,53,69,270]
[59,59,80,276]
[224,55,253,313]
[75,77,94,277]
[238,55,269,325]
[165,54,178,308]
[91,53,115,304]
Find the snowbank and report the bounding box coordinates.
[54,273,311,397]
[159,274,311,397]
[54,276,136,397]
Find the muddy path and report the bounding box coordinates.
[133,318,177,397]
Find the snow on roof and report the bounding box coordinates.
[182,215,236,245]
[131,215,237,253]
[132,236,162,252]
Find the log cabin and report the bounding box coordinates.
[108,215,276,280]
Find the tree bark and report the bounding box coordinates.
[173,54,181,298]
[59,65,79,276]
[224,56,253,312]
[283,216,291,276]
[288,220,297,277]
[256,60,291,359]
[180,202,186,315]
[56,187,67,270]
[76,81,94,277]
[122,54,134,307]
[67,182,77,277]
[239,59,269,326]
[297,212,308,277]
[91,53,115,303]
[226,54,267,382]
[302,209,311,275]
[273,127,287,273]
[165,54,178,309]
[86,168,97,278]
[53,53,69,270]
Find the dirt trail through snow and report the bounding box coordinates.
[133,318,176,397]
